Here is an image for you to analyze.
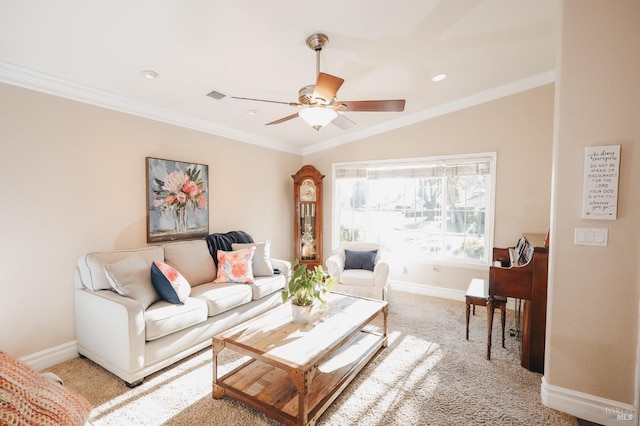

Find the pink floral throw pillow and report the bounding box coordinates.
[215,247,256,284]
[151,261,191,304]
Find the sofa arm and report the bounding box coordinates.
[326,254,344,281]
[75,287,145,377]
[271,258,291,282]
[373,258,391,289]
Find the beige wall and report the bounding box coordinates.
[546,0,640,406]
[0,82,300,357]
[305,84,555,292]
[2,2,637,415]
[0,79,556,359]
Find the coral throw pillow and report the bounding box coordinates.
[215,247,256,284]
[232,241,274,276]
[150,261,191,304]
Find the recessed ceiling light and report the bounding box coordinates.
[141,70,159,80]
[432,73,447,82]
[247,109,257,115]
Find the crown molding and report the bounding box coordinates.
[0,61,554,157]
[302,70,556,156]
[0,61,302,155]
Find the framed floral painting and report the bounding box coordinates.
[146,157,209,243]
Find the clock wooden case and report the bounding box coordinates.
[292,165,324,269]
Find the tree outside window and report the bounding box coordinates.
[333,154,495,266]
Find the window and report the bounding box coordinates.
[332,153,496,267]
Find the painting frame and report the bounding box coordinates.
[146,157,209,243]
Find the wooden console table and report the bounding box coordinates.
[212,293,388,426]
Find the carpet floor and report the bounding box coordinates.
[48,290,578,425]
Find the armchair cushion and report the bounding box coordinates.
[344,249,377,271]
[340,269,376,287]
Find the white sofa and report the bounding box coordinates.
[326,242,390,301]
[74,239,290,387]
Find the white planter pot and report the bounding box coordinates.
[291,303,314,325]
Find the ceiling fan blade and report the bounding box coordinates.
[206,90,301,107]
[313,72,344,104]
[332,113,357,130]
[265,112,300,126]
[336,99,406,112]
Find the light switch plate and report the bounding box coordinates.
[574,228,608,246]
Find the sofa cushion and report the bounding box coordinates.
[144,297,208,341]
[104,254,159,309]
[190,282,252,316]
[214,247,255,284]
[339,269,376,288]
[78,246,164,291]
[150,261,191,304]
[249,274,286,300]
[232,241,274,276]
[163,240,216,287]
[344,249,378,271]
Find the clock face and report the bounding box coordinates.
[300,179,316,202]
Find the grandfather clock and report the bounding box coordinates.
[292,165,324,269]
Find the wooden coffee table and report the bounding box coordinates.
[212,292,388,426]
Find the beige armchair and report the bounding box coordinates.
[325,242,390,301]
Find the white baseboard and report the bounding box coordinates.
[541,373,635,425]
[391,280,466,301]
[390,280,519,311]
[20,341,78,371]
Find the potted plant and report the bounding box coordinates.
[282,260,336,325]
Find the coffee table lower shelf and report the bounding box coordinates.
[213,330,385,426]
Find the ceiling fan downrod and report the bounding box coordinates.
[306,33,329,79]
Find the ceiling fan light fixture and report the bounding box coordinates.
[298,106,337,131]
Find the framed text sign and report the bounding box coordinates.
[581,144,620,220]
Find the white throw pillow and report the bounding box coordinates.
[232,240,274,276]
[104,254,159,309]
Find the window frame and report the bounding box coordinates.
[331,152,497,269]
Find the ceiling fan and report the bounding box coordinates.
[207,33,406,131]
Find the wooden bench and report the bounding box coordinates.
[465,278,506,350]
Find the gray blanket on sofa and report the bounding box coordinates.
[205,231,254,267]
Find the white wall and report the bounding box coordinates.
[0,82,300,358]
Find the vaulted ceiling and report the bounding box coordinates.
[0,1,557,154]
